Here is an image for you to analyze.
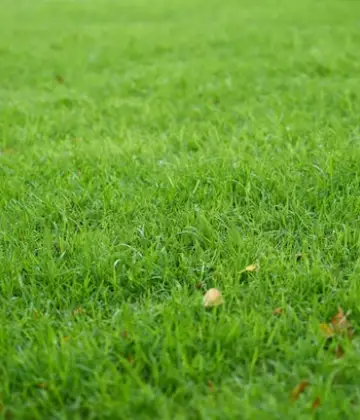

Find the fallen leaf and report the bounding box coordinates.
[72,307,86,317]
[127,355,135,365]
[319,323,334,339]
[61,336,71,344]
[0,148,15,156]
[121,330,129,339]
[335,344,345,358]
[244,264,257,272]
[331,308,353,338]
[291,380,310,401]
[203,288,224,308]
[36,383,49,390]
[195,281,205,289]
[272,307,283,315]
[207,380,215,393]
[5,410,13,420]
[55,74,64,84]
[311,396,321,410]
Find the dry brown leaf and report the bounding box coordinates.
[195,281,205,289]
[203,288,224,308]
[121,330,129,339]
[335,344,345,358]
[272,307,283,315]
[311,396,321,410]
[331,308,353,338]
[319,323,334,339]
[331,308,346,329]
[291,380,310,401]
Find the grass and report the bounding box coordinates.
[1,0,360,418]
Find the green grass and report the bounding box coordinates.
[1,0,360,418]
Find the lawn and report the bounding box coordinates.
[1,0,360,418]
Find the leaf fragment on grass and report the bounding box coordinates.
[321,310,353,358]
[291,380,310,401]
[127,355,135,365]
[272,307,283,315]
[72,307,86,317]
[335,344,345,358]
[319,323,334,339]
[36,382,49,390]
[55,74,64,84]
[244,264,257,272]
[203,288,224,308]
[0,148,16,156]
[207,380,215,393]
[331,308,353,338]
[311,396,321,410]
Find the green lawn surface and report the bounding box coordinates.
[1,0,360,418]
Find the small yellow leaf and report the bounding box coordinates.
[245,264,257,272]
[72,307,86,317]
[203,288,224,308]
[0,148,15,156]
[61,336,71,344]
[319,323,334,339]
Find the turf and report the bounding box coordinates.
[1,0,360,418]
